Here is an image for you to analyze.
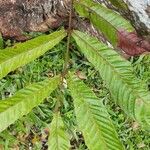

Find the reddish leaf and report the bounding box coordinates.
[117,29,150,56]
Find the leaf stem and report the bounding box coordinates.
[62,0,74,80]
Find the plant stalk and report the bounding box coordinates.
[62,0,74,80]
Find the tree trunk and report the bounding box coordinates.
[123,0,150,36]
[0,0,70,41]
[0,0,150,41]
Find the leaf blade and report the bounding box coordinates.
[74,0,134,45]
[48,112,70,150]
[0,29,66,79]
[67,74,125,150]
[0,76,60,132]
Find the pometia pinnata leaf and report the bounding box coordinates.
[117,29,150,56]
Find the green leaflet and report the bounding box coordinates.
[67,74,125,150]
[72,30,150,129]
[0,76,60,132]
[74,0,134,46]
[48,112,70,150]
[0,29,66,80]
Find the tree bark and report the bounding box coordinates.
[0,0,70,41]
[123,0,150,36]
[0,0,150,41]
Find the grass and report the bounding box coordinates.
[0,37,150,150]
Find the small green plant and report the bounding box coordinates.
[0,0,150,149]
